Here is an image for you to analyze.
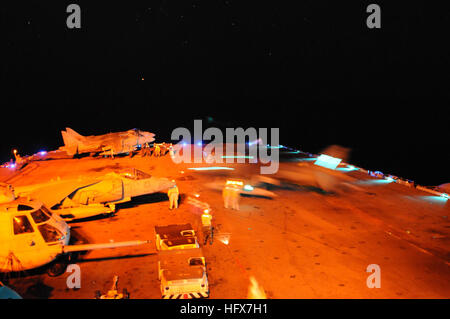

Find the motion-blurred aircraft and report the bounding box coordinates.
[60,128,155,156]
[255,145,361,193]
[205,178,277,198]
[271,161,358,193]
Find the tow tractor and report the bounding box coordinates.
[157,248,209,299]
[155,224,199,251]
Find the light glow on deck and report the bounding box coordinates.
[356,179,394,185]
[336,164,358,172]
[187,167,235,171]
[419,196,448,204]
[297,157,317,161]
[221,155,254,159]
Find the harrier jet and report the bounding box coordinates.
[12,168,175,221]
[60,128,155,156]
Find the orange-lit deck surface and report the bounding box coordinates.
[1,153,449,298]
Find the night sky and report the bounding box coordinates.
[1,1,449,184]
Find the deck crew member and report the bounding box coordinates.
[154,144,161,157]
[230,185,240,210]
[201,209,213,245]
[141,143,151,157]
[168,183,179,210]
[222,184,232,209]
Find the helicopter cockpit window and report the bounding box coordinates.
[38,224,63,243]
[39,205,53,217]
[17,204,33,211]
[31,209,50,224]
[13,215,34,235]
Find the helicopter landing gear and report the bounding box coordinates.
[47,254,70,277]
[47,261,67,277]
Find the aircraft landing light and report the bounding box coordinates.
[336,165,358,172]
[314,154,342,170]
[243,185,254,191]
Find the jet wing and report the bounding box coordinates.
[95,135,127,154]
[57,204,114,221]
[127,177,175,197]
[15,178,100,209]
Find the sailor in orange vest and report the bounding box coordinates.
[154,144,161,157]
[141,143,151,157]
[222,184,232,209]
[201,209,213,245]
[230,185,240,210]
[167,183,179,210]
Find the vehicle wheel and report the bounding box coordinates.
[47,255,69,277]
[47,261,67,277]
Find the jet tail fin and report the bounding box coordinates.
[61,130,79,156]
[320,145,350,162]
[66,127,85,141]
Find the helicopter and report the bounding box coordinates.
[0,196,150,277]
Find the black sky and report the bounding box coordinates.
[1,1,449,184]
